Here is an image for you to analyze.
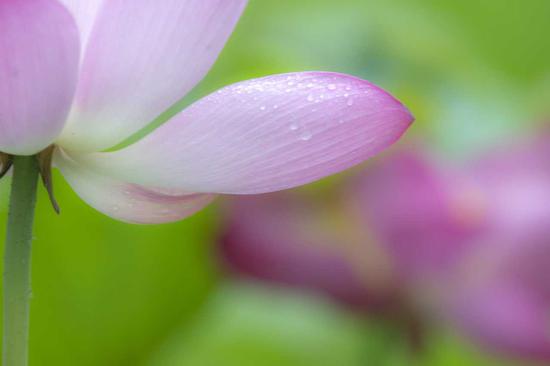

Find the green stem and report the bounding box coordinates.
[3,156,39,366]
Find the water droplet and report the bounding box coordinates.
[300,131,312,141]
[287,81,295,86]
[307,94,315,102]
[260,106,266,111]
[327,84,337,90]
[273,104,279,109]
[345,86,352,91]
[347,98,354,106]
[289,123,299,131]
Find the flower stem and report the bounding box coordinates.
[3,155,39,366]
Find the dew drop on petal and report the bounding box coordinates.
[347,98,354,106]
[327,84,337,90]
[300,131,312,141]
[307,94,315,102]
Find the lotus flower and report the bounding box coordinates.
[216,178,437,352]
[217,149,487,315]
[451,230,550,360]
[0,0,413,224]
[359,138,550,360]
[351,148,488,283]
[448,136,550,360]
[219,136,550,360]
[219,191,398,311]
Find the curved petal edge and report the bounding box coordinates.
[57,0,248,152]
[55,149,216,224]
[70,72,414,194]
[0,0,80,155]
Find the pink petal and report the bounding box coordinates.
[57,0,248,152]
[69,72,413,194]
[453,282,550,359]
[448,226,550,360]
[219,192,388,310]
[351,149,487,280]
[54,149,215,224]
[469,134,550,236]
[0,0,80,155]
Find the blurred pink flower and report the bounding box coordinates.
[0,0,413,223]
[351,148,487,282]
[447,137,550,359]
[219,135,550,359]
[356,137,550,359]
[219,191,398,311]
[451,230,550,359]
[217,149,488,319]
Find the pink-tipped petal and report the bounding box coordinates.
[70,72,413,194]
[57,0,248,152]
[54,149,215,224]
[0,0,80,155]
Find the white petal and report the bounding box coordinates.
[57,0,247,152]
[57,0,103,52]
[55,149,215,224]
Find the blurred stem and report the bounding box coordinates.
[3,155,39,366]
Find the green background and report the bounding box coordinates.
[1,0,549,364]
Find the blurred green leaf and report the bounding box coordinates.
[146,282,365,366]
